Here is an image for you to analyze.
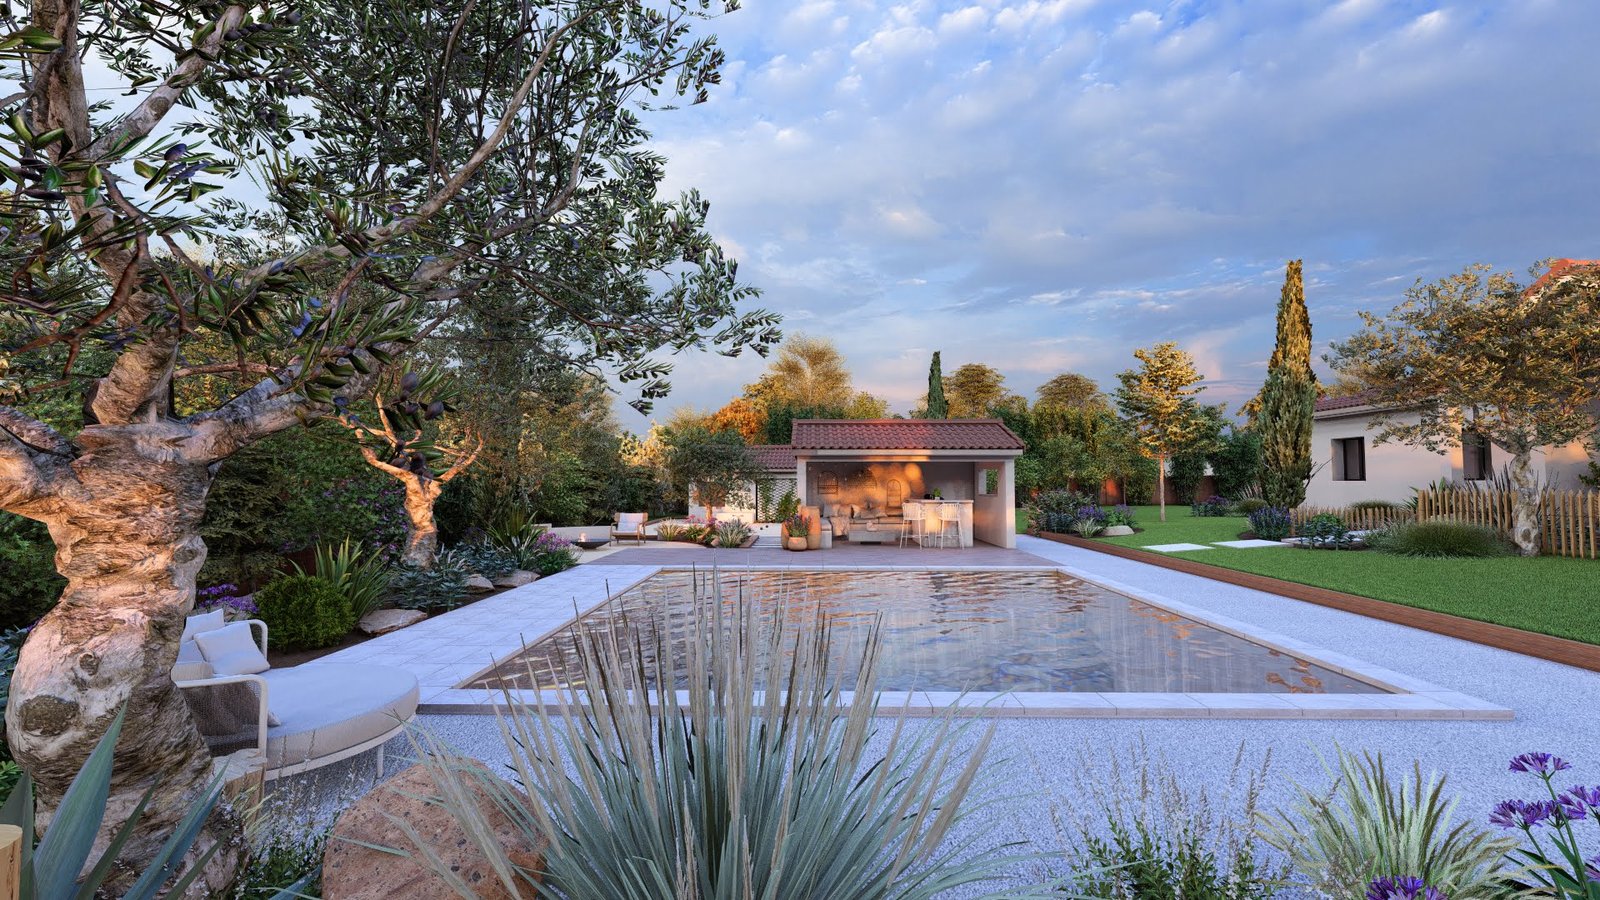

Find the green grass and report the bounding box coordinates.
[1033,504,1600,646]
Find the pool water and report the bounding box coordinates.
[467,569,1386,694]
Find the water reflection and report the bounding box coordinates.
[469,570,1384,695]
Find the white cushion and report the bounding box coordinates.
[260,665,418,769]
[181,609,226,642]
[195,622,270,676]
[172,660,215,682]
[616,513,645,530]
[177,639,205,664]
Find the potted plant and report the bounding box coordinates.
[784,514,811,551]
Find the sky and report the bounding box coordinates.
[620,0,1600,429]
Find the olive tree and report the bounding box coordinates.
[1328,260,1600,555]
[0,0,771,886]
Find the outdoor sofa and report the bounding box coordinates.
[173,609,419,779]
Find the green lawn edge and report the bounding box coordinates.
[1023,504,1600,646]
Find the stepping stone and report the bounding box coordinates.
[1143,542,1212,552]
[1213,539,1290,549]
[358,608,427,636]
[493,570,539,588]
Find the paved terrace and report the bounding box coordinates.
[277,535,1600,895]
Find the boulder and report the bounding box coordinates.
[1101,525,1135,537]
[322,761,546,900]
[358,608,428,636]
[464,574,496,592]
[492,570,538,588]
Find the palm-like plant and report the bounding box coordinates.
[403,572,1034,899]
[1255,748,1518,898]
[297,538,392,620]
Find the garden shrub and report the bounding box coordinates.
[0,628,21,805]
[253,575,355,651]
[1169,451,1209,505]
[1191,495,1233,518]
[1257,748,1515,899]
[0,511,64,631]
[1248,506,1292,540]
[529,532,580,575]
[441,540,518,579]
[1231,497,1268,515]
[390,561,470,614]
[298,539,393,621]
[1350,499,1402,510]
[1032,489,1099,533]
[1062,740,1282,899]
[1298,512,1356,550]
[1209,430,1262,499]
[1368,521,1511,559]
[228,827,328,899]
[1101,505,1138,528]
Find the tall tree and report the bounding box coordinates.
[1114,342,1210,522]
[0,0,770,884]
[661,423,760,520]
[709,396,767,442]
[1328,260,1600,555]
[752,334,853,410]
[1256,260,1318,508]
[843,390,890,419]
[924,351,948,418]
[945,363,1008,418]
[1036,372,1108,412]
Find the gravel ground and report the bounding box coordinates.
[266,535,1600,896]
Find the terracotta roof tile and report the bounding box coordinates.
[789,419,1025,451]
[1313,392,1376,413]
[749,444,797,470]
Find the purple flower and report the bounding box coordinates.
[1490,799,1557,830]
[1366,876,1447,900]
[1587,854,1600,883]
[1562,785,1600,819]
[1510,752,1572,776]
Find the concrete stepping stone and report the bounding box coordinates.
[1213,539,1291,549]
[1143,542,1212,552]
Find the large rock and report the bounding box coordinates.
[358,608,427,636]
[464,574,496,592]
[492,570,538,588]
[322,761,546,900]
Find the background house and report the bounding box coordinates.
[1305,395,1597,506]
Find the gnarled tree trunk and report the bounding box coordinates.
[400,476,445,568]
[1507,449,1541,557]
[4,426,242,894]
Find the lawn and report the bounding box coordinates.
[1037,504,1600,646]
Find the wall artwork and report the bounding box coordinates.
[816,471,839,496]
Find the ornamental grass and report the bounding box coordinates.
[403,572,1034,899]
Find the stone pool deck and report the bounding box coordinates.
[277,534,1600,895]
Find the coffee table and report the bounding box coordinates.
[846,528,894,544]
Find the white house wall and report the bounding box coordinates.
[1306,408,1598,506]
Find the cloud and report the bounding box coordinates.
[621,0,1600,425]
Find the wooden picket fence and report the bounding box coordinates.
[1414,488,1600,560]
[1292,505,1414,533]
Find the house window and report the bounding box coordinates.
[1463,432,1492,481]
[1333,437,1366,481]
[978,467,999,496]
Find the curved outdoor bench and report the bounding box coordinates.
[173,614,419,780]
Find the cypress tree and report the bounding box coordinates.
[925,351,948,418]
[1258,259,1317,508]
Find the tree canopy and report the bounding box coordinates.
[1328,259,1600,554]
[1114,342,1211,520]
[1035,372,1108,412]
[945,363,1008,418]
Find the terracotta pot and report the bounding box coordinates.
[786,535,808,551]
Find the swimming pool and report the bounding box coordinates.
[468,569,1387,695]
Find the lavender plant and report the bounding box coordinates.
[1248,506,1293,541]
[1492,752,1600,898]
[194,584,259,619]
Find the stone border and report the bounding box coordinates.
[1039,531,1600,674]
[359,563,1508,720]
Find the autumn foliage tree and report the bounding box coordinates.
[0,0,770,885]
[1328,260,1600,555]
[1115,342,1212,522]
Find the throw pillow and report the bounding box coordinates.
[195,622,270,676]
[177,639,205,664]
[181,609,226,642]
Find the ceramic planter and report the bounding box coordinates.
[786,535,808,551]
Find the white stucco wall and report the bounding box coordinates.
[1306,408,1598,506]
[971,459,1016,548]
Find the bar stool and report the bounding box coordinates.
[899,504,924,548]
[933,501,962,549]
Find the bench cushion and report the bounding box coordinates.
[260,664,418,770]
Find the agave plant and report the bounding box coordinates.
[711,519,751,548]
[296,538,393,620]
[402,572,1038,899]
[0,706,227,900]
[1256,747,1518,898]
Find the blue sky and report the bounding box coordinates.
[624,0,1600,428]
